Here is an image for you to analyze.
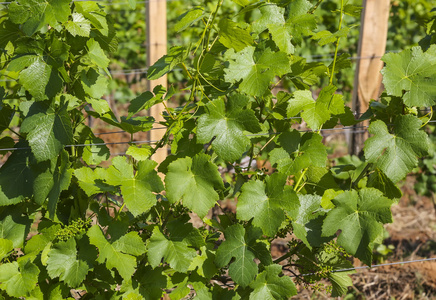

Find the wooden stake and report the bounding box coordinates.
[349,0,390,155]
[147,0,167,164]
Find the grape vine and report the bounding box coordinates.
[0,0,435,299]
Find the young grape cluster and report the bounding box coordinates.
[55,219,92,241]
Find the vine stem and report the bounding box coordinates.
[273,252,292,264]
[308,0,324,14]
[8,127,24,139]
[421,106,433,128]
[205,0,223,51]
[329,0,345,86]
[294,168,308,192]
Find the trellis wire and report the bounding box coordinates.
[297,257,436,277]
[0,0,181,4]
[5,120,436,152]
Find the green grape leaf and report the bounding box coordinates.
[8,0,70,35]
[236,173,298,237]
[88,225,146,280]
[147,226,197,273]
[252,3,283,33]
[165,153,224,218]
[343,4,363,17]
[0,238,13,261]
[0,260,39,297]
[312,28,349,46]
[147,46,185,80]
[126,145,151,161]
[127,85,166,118]
[86,39,110,71]
[215,224,272,287]
[33,150,72,218]
[0,104,14,135]
[269,130,327,175]
[364,115,429,183]
[230,0,250,6]
[252,4,294,54]
[21,102,73,162]
[224,46,291,97]
[174,7,204,32]
[328,53,352,75]
[322,188,393,265]
[0,208,32,248]
[74,167,115,196]
[47,238,90,287]
[66,13,91,37]
[367,168,402,199]
[121,266,167,300]
[381,45,436,107]
[82,136,110,165]
[197,97,261,162]
[290,194,331,249]
[80,68,108,99]
[18,56,53,100]
[105,157,163,217]
[249,264,297,299]
[329,271,354,297]
[74,1,108,34]
[287,86,344,130]
[0,142,35,205]
[188,245,218,279]
[24,223,61,255]
[289,15,317,44]
[218,19,254,52]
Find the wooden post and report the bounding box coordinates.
[146,0,167,164]
[349,0,390,155]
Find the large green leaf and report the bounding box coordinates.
[364,115,429,183]
[237,173,298,237]
[165,153,224,218]
[322,188,393,265]
[0,238,13,261]
[381,45,436,107]
[21,102,73,162]
[0,208,32,248]
[249,264,297,300]
[66,12,91,37]
[287,86,344,130]
[73,167,115,196]
[218,19,254,52]
[252,4,294,54]
[18,56,53,100]
[0,259,39,297]
[82,136,110,166]
[0,142,35,205]
[312,28,349,46]
[147,226,197,273]
[86,39,110,71]
[215,224,271,287]
[269,130,327,176]
[33,150,72,218]
[46,238,90,287]
[80,68,108,99]
[147,46,185,80]
[88,225,146,280]
[105,157,163,217]
[290,194,331,249]
[174,7,204,32]
[197,97,261,162]
[8,0,70,36]
[0,104,14,135]
[120,266,167,300]
[224,46,291,97]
